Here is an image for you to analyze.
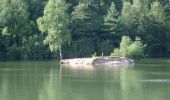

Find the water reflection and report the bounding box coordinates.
[0,61,170,100]
[0,61,60,100]
[60,64,141,100]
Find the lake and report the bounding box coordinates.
[0,59,170,100]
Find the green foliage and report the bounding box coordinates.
[27,0,47,20]
[37,0,71,52]
[149,1,166,23]
[127,37,146,58]
[104,2,119,34]
[138,1,169,56]
[97,39,114,56]
[0,0,32,60]
[0,0,170,60]
[71,1,103,37]
[62,38,96,58]
[120,0,144,35]
[111,36,146,59]
[2,27,10,36]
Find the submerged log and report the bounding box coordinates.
[60,56,134,66]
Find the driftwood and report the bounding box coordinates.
[60,56,134,66]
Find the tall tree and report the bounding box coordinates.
[120,0,149,37]
[0,0,31,59]
[104,2,119,34]
[37,0,71,59]
[138,1,169,56]
[71,1,106,56]
[71,1,103,38]
[27,0,47,21]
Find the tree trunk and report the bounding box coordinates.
[59,46,63,60]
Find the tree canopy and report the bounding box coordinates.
[0,0,170,60]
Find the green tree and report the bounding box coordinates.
[120,1,141,36]
[70,1,104,57]
[138,1,169,56]
[71,1,103,37]
[37,0,71,59]
[104,2,119,34]
[111,36,146,59]
[0,0,31,59]
[27,0,47,20]
[120,0,150,37]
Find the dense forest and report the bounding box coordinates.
[0,0,170,60]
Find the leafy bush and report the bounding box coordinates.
[111,36,146,59]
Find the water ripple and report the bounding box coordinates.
[139,79,170,83]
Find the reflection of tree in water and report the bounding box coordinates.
[60,65,99,100]
[0,73,8,100]
[1,61,169,100]
[34,63,170,100]
[37,68,61,100]
[120,69,143,100]
[120,65,170,100]
[60,64,143,100]
[61,64,170,100]
[0,61,59,100]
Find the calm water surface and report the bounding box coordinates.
[0,59,170,100]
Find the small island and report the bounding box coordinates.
[60,56,134,66]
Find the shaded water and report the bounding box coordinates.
[0,59,170,100]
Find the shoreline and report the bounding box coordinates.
[60,56,134,66]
